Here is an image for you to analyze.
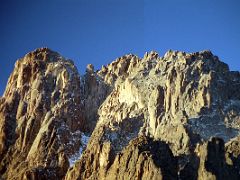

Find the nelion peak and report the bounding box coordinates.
[1,48,240,180]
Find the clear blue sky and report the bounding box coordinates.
[1,0,240,95]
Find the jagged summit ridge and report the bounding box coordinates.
[1,48,240,180]
[67,48,240,179]
[24,47,62,62]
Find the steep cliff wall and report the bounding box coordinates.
[1,48,240,179]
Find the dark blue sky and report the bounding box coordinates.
[1,0,240,95]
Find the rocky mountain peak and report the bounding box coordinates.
[143,50,159,60]
[0,48,87,179]
[86,64,94,74]
[66,49,240,179]
[1,49,240,179]
[24,47,61,62]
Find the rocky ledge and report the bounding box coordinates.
[1,48,240,179]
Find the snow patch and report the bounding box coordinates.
[68,133,90,167]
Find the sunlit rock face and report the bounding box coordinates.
[66,50,240,180]
[1,48,240,179]
[0,48,87,179]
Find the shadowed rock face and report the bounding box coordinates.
[1,48,240,179]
